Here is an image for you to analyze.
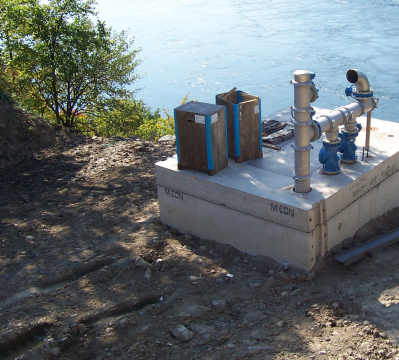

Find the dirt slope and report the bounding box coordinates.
[0,99,56,170]
[0,119,399,360]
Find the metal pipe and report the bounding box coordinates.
[316,97,374,134]
[292,70,313,193]
[346,69,371,92]
[365,111,372,154]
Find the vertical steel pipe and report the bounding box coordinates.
[292,70,313,193]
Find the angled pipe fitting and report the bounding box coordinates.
[346,69,371,92]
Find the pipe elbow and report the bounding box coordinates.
[346,69,370,92]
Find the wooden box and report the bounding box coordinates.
[216,90,263,163]
[174,101,228,176]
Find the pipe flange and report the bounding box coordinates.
[352,89,374,99]
[341,127,360,136]
[291,144,314,151]
[322,139,341,148]
[290,80,313,87]
[292,119,313,127]
[310,121,322,142]
[293,173,312,181]
[291,106,313,119]
[291,106,313,113]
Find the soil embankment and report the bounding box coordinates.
[1,104,399,359]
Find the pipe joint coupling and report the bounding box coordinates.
[292,119,313,127]
[336,108,352,126]
[291,144,314,152]
[293,173,312,181]
[310,120,322,142]
[290,79,313,87]
[291,106,313,116]
[320,114,337,131]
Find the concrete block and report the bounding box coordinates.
[156,110,399,271]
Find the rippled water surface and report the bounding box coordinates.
[96,0,399,121]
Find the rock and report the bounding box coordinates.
[249,282,261,289]
[281,292,289,297]
[306,271,315,281]
[380,331,387,338]
[135,257,151,268]
[332,302,340,310]
[24,346,53,360]
[170,325,194,342]
[50,347,61,356]
[211,300,226,311]
[244,310,265,323]
[266,277,275,287]
[142,182,150,189]
[247,344,273,351]
[144,268,151,279]
[297,274,307,283]
[345,293,356,300]
[216,278,224,283]
[180,304,211,318]
[189,275,201,282]
[158,135,176,142]
[277,321,284,327]
[184,234,193,240]
[268,270,275,275]
[290,289,301,296]
[319,350,327,355]
[242,339,254,346]
[278,271,290,282]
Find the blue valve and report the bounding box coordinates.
[310,72,316,80]
[345,86,354,97]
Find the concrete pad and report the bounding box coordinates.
[155,108,399,271]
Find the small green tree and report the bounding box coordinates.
[0,0,141,130]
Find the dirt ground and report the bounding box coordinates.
[1,109,399,360]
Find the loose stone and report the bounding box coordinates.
[170,325,194,342]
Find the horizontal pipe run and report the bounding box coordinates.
[316,98,374,134]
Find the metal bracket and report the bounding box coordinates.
[291,144,314,151]
[293,173,312,181]
[290,80,313,87]
[291,106,313,118]
[292,119,313,127]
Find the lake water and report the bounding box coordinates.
[96,0,399,121]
